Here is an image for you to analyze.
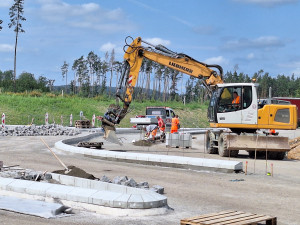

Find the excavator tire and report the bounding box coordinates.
[218,133,229,157]
[206,131,218,154]
[218,133,239,157]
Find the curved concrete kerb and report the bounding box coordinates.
[0,176,167,209]
[55,129,243,173]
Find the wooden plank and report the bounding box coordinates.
[191,212,246,223]
[181,211,235,223]
[199,213,257,224]
[212,214,268,225]
[181,211,276,225]
[229,215,276,225]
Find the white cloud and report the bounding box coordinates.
[204,56,228,65]
[247,53,255,60]
[144,38,171,46]
[278,60,300,76]
[100,42,116,52]
[37,0,135,33]
[222,36,284,50]
[233,0,298,7]
[0,44,14,52]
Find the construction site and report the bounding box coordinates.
[0,124,300,225]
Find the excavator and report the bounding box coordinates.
[99,36,297,160]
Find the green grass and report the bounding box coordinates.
[0,93,209,128]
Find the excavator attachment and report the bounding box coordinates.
[100,104,124,146]
[226,134,290,152]
[102,124,122,145]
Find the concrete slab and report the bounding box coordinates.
[113,193,131,208]
[91,191,123,207]
[128,194,144,209]
[26,182,53,196]
[0,195,69,218]
[46,184,76,199]
[66,187,99,203]
[0,177,15,190]
[6,179,34,193]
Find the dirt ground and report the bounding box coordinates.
[1,129,300,225]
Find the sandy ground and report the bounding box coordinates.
[1,129,300,225]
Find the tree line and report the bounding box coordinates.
[0,70,49,93]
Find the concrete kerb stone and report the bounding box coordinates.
[55,129,243,173]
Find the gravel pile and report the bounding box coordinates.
[0,124,81,136]
[0,167,54,183]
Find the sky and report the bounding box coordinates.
[1,0,300,86]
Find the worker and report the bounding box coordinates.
[157,116,165,133]
[232,91,240,104]
[269,129,276,135]
[170,115,180,134]
[157,116,166,141]
[145,124,158,142]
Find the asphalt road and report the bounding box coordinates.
[1,129,300,225]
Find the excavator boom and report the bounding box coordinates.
[100,36,224,144]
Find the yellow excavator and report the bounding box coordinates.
[99,36,297,160]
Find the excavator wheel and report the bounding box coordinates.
[206,131,218,154]
[218,133,239,157]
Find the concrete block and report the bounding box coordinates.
[74,177,91,189]
[58,174,75,186]
[187,158,204,167]
[136,154,149,162]
[127,194,144,209]
[125,153,139,160]
[26,182,53,196]
[90,180,108,191]
[0,178,15,190]
[147,155,162,163]
[113,193,131,208]
[66,187,99,203]
[6,179,34,193]
[50,173,60,182]
[91,191,123,207]
[106,183,127,193]
[141,193,160,209]
[46,184,76,199]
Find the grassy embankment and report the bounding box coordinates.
[0,93,209,128]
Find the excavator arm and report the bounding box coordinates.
[101,36,224,144]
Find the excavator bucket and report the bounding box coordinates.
[226,135,290,152]
[103,125,123,146]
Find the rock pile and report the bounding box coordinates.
[100,175,164,194]
[0,167,53,182]
[0,124,81,136]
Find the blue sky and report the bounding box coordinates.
[1,0,300,86]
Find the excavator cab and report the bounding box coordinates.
[208,83,258,129]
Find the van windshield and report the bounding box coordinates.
[146,108,166,116]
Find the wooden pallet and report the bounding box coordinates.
[75,120,91,128]
[77,142,103,149]
[180,210,277,225]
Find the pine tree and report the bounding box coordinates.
[8,0,26,92]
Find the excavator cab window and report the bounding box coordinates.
[217,87,242,113]
[242,86,252,109]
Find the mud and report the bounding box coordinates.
[52,165,96,179]
[132,140,153,147]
